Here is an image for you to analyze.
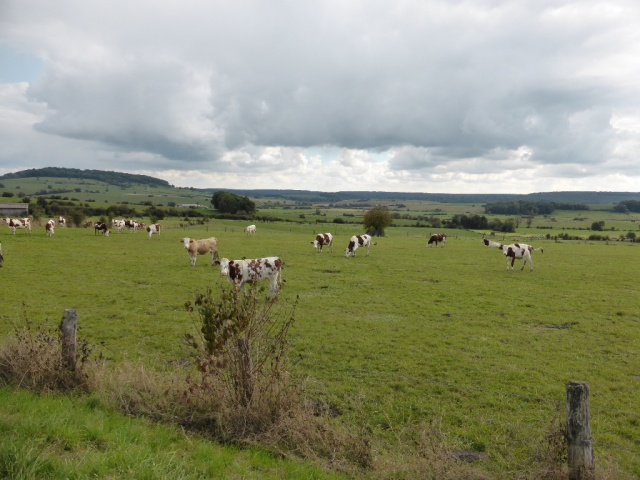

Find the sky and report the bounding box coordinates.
[1,1,639,194]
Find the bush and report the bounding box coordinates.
[0,317,92,393]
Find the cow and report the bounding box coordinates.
[146,223,160,239]
[219,256,283,299]
[94,222,110,236]
[180,237,219,267]
[345,234,372,257]
[483,238,543,271]
[124,220,139,232]
[0,242,3,268]
[45,219,55,237]
[312,233,333,253]
[84,220,93,228]
[244,224,256,236]
[4,217,31,234]
[112,219,126,233]
[58,216,66,227]
[427,233,447,248]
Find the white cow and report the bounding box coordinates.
[4,217,31,234]
[483,238,543,271]
[146,224,160,239]
[46,219,55,237]
[112,219,126,233]
[180,237,219,267]
[312,233,333,253]
[244,224,256,236]
[219,256,283,299]
[58,216,66,227]
[345,234,372,257]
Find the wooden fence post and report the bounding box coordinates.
[60,309,77,371]
[566,381,595,480]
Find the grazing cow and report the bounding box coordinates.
[146,223,160,239]
[45,219,55,237]
[244,224,256,236]
[427,233,447,248]
[180,237,219,267]
[312,233,334,253]
[219,257,283,299]
[483,238,543,271]
[4,217,31,234]
[0,242,3,268]
[58,216,66,227]
[94,222,110,236]
[84,220,93,228]
[345,234,372,257]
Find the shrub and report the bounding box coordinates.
[0,316,92,393]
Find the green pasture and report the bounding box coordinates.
[1,220,639,477]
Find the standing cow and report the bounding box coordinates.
[4,217,31,234]
[345,234,372,257]
[0,241,3,268]
[58,216,66,228]
[146,224,160,239]
[46,219,55,237]
[219,257,283,299]
[94,222,110,236]
[483,238,543,271]
[244,224,256,236]
[180,237,219,267]
[312,233,333,253]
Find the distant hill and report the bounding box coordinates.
[202,188,640,205]
[0,167,171,188]
[2,167,640,204]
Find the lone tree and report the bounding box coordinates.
[364,206,392,237]
[211,191,256,215]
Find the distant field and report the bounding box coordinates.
[1,216,639,477]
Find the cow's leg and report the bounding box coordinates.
[366,245,370,256]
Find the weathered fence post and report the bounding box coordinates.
[60,309,77,371]
[566,381,595,480]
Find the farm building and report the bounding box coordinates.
[0,203,29,217]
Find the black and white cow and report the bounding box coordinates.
[483,238,543,271]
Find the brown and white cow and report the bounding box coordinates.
[483,238,543,271]
[46,219,55,237]
[94,222,110,236]
[0,241,3,268]
[345,234,372,257]
[146,224,160,240]
[312,233,333,253]
[180,237,219,267]
[58,216,66,227]
[4,217,31,234]
[219,256,283,299]
[427,233,447,248]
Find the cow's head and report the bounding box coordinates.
[345,241,356,257]
[180,238,191,249]
[219,258,231,276]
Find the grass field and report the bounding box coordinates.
[1,215,639,478]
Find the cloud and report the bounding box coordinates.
[1,0,639,193]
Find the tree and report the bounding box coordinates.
[211,191,256,215]
[364,206,392,236]
[591,220,605,231]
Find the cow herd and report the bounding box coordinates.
[0,217,544,280]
